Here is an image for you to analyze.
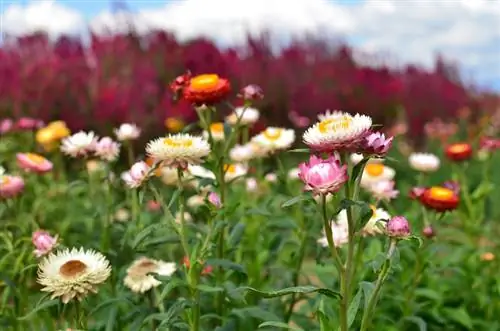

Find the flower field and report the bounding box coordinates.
[1,33,500,331]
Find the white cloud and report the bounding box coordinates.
[2,0,499,87]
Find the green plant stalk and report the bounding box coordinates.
[100,176,113,252]
[215,156,227,320]
[320,194,346,331]
[126,142,135,167]
[359,239,397,331]
[188,266,201,331]
[348,236,365,295]
[402,241,428,317]
[74,300,88,330]
[457,163,475,223]
[176,169,190,259]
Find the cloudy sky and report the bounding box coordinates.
[1,0,499,90]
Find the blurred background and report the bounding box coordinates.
[0,0,499,143]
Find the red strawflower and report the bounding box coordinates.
[420,186,459,212]
[182,74,231,105]
[445,143,472,162]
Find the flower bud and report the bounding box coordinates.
[422,225,435,238]
[208,192,222,208]
[386,216,410,238]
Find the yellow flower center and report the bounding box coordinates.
[224,164,236,174]
[26,153,46,164]
[165,117,185,133]
[163,138,193,148]
[190,74,220,90]
[0,176,10,185]
[210,122,224,134]
[263,128,283,141]
[448,143,469,154]
[428,186,454,201]
[370,205,377,217]
[318,116,353,133]
[365,164,384,177]
[59,260,87,278]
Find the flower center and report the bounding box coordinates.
[318,116,353,133]
[0,176,10,185]
[224,164,236,174]
[163,138,193,148]
[428,186,454,201]
[134,259,159,275]
[370,205,377,217]
[190,74,220,90]
[26,153,46,164]
[59,260,87,278]
[210,122,224,134]
[263,128,283,141]
[165,118,184,132]
[365,164,384,177]
[448,143,470,154]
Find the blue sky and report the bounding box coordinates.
[2,0,499,90]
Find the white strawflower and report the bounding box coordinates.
[318,217,349,248]
[252,127,295,152]
[37,248,111,303]
[409,153,440,172]
[360,164,395,188]
[288,168,300,180]
[230,144,255,163]
[160,166,178,186]
[265,173,278,182]
[114,123,141,141]
[224,164,248,182]
[226,106,260,126]
[124,257,176,294]
[60,131,98,158]
[188,165,216,180]
[337,207,390,236]
[350,153,384,165]
[175,212,192,224]
[303,111,372,152]
[95,137,120,162]
[203,122,225,141]
[146,134,210,168]
[187,194,205,208]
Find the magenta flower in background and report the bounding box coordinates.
[369,180,399,201]
[422,225,435,239]
[386,216,411,238]
[15,117,44,131]
[289,110,311,128]
[298,154,348,196]
[479,136,500,152]
[16,153,53,174]
[208,192,222,208]
[442,180,460,195]
[0,119,13,134]
[121,161,151,188]
[95,137,121,162]
[409,187,426,200]
[32,230,58,257]
[362,132,393,156]
[238,84,264,101]
[0,175,25,198]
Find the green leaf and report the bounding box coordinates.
[355,203,374,232]
[414,288,441,302]
[281,195,310,208]
[232,307,281,322]
[206,259,247,274]
[360,281,375,309]
[88,296,132,316]
[105,306,118,331]
[196,285,224,293]
[258,321,304,330]
[17,299,59,320]
[158,279,187,302]
[471,182,494,201]
[236,286,341,299]
[229,223,246,247]
[351,157,370,184]
[347,288,363,328]
[443,307,473,329]
[288,148,310,153]
[403,316,427,331]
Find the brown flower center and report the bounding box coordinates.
[59,260,87,278]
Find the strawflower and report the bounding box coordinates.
[60,131,98,158]
[182,74,231,105]
[32,230,58,257]
[226,107,260,126]
[237,84,264,101]
[16,153,53,174]
[0,175,25,198]
[445,143,473,162]
[95,137,121,162]
[121,161,151,188]
[252,127,295,152]
[146,133,210,168]
[298,154,348,196]
[361,132,393,156]
[114,123,141,141]
[420,186,460,212]
[409,153,440,173]
[386,216,411,239]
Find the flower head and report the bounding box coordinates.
[95,137,120,162]
[61,131,98,158]
[146,134,210,168]
[445,143,473,162]
[121,161,151,188]
[0,175,24,198]
[303,111,372,152]
[15,117,43,130]
[298,154,348,195]
[208,192,222,208]
[252,127,295,152]
[420,186,459,212]
[36,121,71,151]
[265,173,278,183]
[37,247,111,303]
[114,123,141,141]
[360,164,395,188]
[386,216,410,239]
[361,132,393,156]
[0,119,13,134]
[203,122,226,141]
[479,136,500,152]
[226,107,260,126]
[238,84,264,101]
[224,163,248,182]
[422,226,435,239]
[289,110,311,128]
[147,200,161,212]
[16,153,53,174]
[408,153,440,172]
[368,180,399,201]
[318,217,349,248]
[32,230,58,257]
[182,74,231,105]
[230,143,256,163]
[124,257,176,294]
[337,206,390,236]
[165,117,185,133]
[288,168,300,180]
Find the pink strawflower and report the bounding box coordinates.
[409,187,426,200]
[32,230,58,257]
[422,226,435,239]
[208,192,222,208]
[114,123,141,141]
[147,200,161,212]
[479,136,500,152]
[298,154,348,195]
[95,137,121,162]
[289,110,310,128]
[386,216,410,238]
[0,119,13,134]
[362,132,393,156]
[0,175,25,198]
[238,84,264,101]
[368,180,399,201]
[16,153,53,174]
[121,161,151,188]
[61,131,98,158]
[15,117,43,130]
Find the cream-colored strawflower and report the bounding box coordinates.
[252,127,295,152]
[408,153,440,173]
[337,206,390,236]
[175,212,192,224]
[230,143,256,163]
[304,111,372,152]
[187,194,205,208]
[146,134,210,168]
[360,163,395,188]
[124,257,176,294]
[37,248,111,303]
[226,106,260,126]
[203,122,226,141]
[224,164,248,182]
[160,165,179,186]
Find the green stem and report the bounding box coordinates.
[215,158,227,320]
[176,169,190,258]
[348,236,365,295]
[403,241,428,316]
[458,164,475,223]
[359,239,397,331]
[126,142,135,167]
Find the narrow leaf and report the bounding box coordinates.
[237,286,341,299]
[259,321,304,330]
